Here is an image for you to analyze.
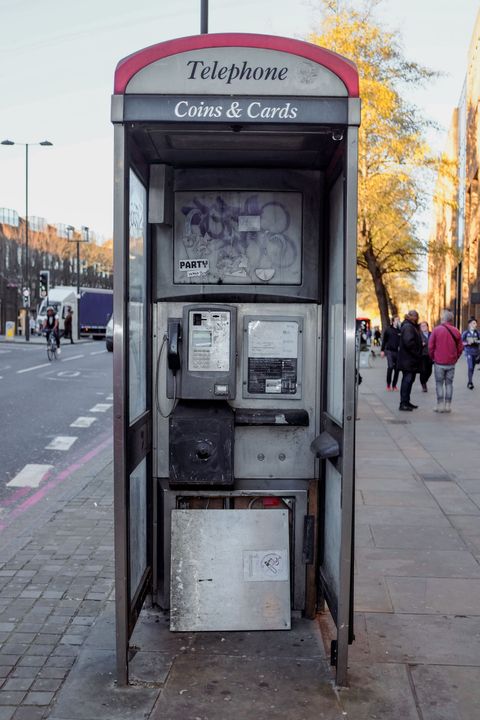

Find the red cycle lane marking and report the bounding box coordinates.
[0,434,112,532]
[1,486,34,507]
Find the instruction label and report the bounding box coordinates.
[247,320,298,394]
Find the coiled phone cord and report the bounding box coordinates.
[155,333,178,419]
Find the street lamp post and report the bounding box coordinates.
[67,225,89,340]
[201,0,208,33]
[1,139,53,341]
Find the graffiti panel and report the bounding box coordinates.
[174,191,302,285]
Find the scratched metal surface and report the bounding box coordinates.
[170,509,291,631]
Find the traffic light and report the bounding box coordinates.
[39,270,49,298]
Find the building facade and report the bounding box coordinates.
[428,10,480,329]
[0,214,112,335]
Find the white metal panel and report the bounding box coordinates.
[170,509,290,631]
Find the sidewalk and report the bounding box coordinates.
[0,356,479,719]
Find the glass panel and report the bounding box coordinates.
[129,458,147,600]
[174,191,302,285]
[322,460,341,603]
[326,175,344,423]
[129,170,147,423]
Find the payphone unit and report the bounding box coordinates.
[164,304,237,400]
[112,32,360,686]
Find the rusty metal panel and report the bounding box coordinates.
[170,509,290,631]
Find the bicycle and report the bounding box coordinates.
[44,331,59,361]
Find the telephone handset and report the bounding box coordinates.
[167,320,181,375]
[165,305,237,401]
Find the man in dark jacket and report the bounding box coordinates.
[380,315,401,391]
[397,310,423,411]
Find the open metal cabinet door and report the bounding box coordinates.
[113,125,153,686]
[319,128,358,687]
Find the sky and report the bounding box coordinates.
[0,0,479,243]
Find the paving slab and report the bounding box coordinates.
[355,474,424,491]
[360,489,437,508]
[425,481,480,514]
[354,576,393,613]
[370,524,466,550]
[49,649,158,720]
[340,663,420,720]
[386,577,480,615]
[190,616,326,659]
[359,612,480,665]
[356,506,452,527]
[356,547,480,578]
[150,654,343,720]
[410,665,480,720]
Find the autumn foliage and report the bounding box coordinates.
[309,1,436,329]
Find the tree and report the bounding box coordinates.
[309,1,437,330]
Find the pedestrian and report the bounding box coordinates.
[63,306,74,344]
[373,326,381,347]
[419,321,433,392]
[428,309,463,413]
[397,310,423,411]
[380,315,401,391]
[461,317,480,389]
[29,311,37,336]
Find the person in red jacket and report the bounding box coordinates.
[428,309,463,413]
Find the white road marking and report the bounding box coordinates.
[60,354,84,362]
[70,416,97,428]
[57,370,80,377]
[17,362,51,374]
[0,349,12,354]
[89,403,113,413]
[106,394,113,401]
[90,349,106,355]
[7,464,53,488]
[45,436,78,451]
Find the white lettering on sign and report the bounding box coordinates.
[174,100,223,118]
[173,100,299,121]
[186,60,289,85]
[179,259,210,272]
[247,101,298,119]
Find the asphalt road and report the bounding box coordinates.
[0,339,113,524]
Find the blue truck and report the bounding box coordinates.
[37,286,113,339]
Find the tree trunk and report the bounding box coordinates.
[387,291,398,319]
[363,245,391,332]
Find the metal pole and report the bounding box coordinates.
[25,144,30,342]
[77,241,80,340]
[201,0,208,33]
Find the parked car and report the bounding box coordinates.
[105,315,113,352]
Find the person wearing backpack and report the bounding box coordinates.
[428,309,463,413]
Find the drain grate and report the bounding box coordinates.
[386,419,410,425]
[419,473,452,482]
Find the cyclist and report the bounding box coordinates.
[43,306,61,356]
